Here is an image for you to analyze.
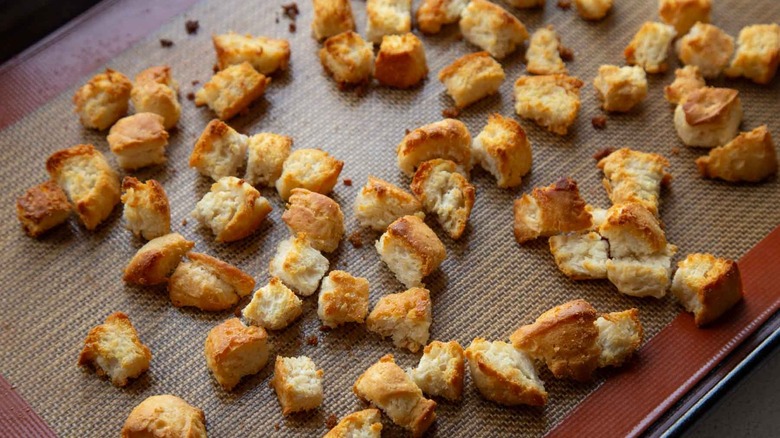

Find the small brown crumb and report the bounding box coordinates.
[274,423,280,431]
[325,414,338,429]
[405,128,411,135]
[319,325,332,332]
[181,218,188,226]
[559,45,574,62]
[186,92,195,101]
[591,115,607,130]
[160,39,174,48]
[275,17,280,24]
[343,178,352,186]
[306,335,319,346]
[557,0,572,9]
[442,107,460,118]
[185,20,199,34]
[671,147,681,156]
[191,80,200,86]
[213,64,219,73]
[289,23,297,33]
[593,147,615,161]
[355,82,369,97]
[348,231,363,248]
[282,3,299,20]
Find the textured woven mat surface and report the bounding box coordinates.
[1,0,778,436]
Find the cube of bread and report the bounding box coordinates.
[438,52,505,109]
[121,177,170,240]
[244,132,292,187]
[593,65,648,112]
[674,87,742,148]
[271,356,324,415]
[194,62,270,120]
[107,113,169,170]
[595,308,643,367]
[459,0,529,59]
[131,66,181,129]
[672,253,743,326]
[366,0,412,44]
[354,176,425,231]
[513,178,592,244]
[549,232,609,280]
[366,287,432,352]
[464,338,547,406]
[696,125,778,183]
[212,32,290,75]
[46,144,120,230]
[664,66,706,104]
[513,74,584,135]
[269,233,330,296]
[318,270,370,328]
[472,114,532,188]
[121,395,207,438]
[574,0,613,21]
[324,409,383,438]
[16,181,71,237]
[78,312,151,387]
[242,277,303,330]
[353,354,437,436]
[312,0,356,41]
[374,33,428,89]
[624,22,677,74]
[416,0,468,34]
[659,0,711,35]
[190,120,248,181]
[282,188,345,252]
[597,148,671,215]
[169,252,255,311]
[586,204,608,230]
[375,215,446,288]
[204,318,269,390]
[73,68,132,130]
[123,233,195,285]
[276,148,344,201]
[407,340,465,400]
[410,159,475,240]
[598,203,666,258]
[676,23,735,78]
[606,244,678,298]
[725,24,780,85]
[319,31,375,85]
[192,176,272,242]
[526,26,567,75]
[396,118,472,176]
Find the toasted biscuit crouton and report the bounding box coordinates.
[272,356,324,415]
[354,176,425,231]
[282,188,345,252]
[353,354,437,436]
[549,232,609,280]
[624,22,677,74]
[658,0,711,35]
[459,0,529,59]
[586,204,608,230]
[108,113,169,170]
[73,68,132,130]
[376,215,447,288]
[396,118,472,176]
[366,287,432,352]
[664,66,706,104]
[168,252,255,311]
[408,340,465,401]
[121,395,207,438]
[597,148,671,214]
[595,308,643,367]
[242,277,303,330]
[276,148,344,201]
[123,233,195,285]
[676,23,735,78]
[696,125,778,182]
[319,31,375,85]
[374,33,428,88]
[213,32,290,75]
[417,0,468,34]
[366,0,412,44]
[16,181,71,237]
[472,114,532,188]
[574,0,613,20]
[318,270,370,328]
[598,203,666,258]
[674,87,742,148]
[513,178,592,243]
[410,159,475,240]
[121,177,170,240]
[725,24,780,85]
[192,176,272,242]
[593,65,648,112]
[189,119,249,180]
[438,52,505,109]
[269,233,330,296]
[313,0,356,40]
[46,144,120,230]
[194,62,270,120]
[78,312,151,387]
[513,74,584,135]
[464,338,547,406]
[526,26,567,75]
[607,244,678,298]
[205,318,269,390]
[131,66,181,129]
[671,253,743,326]
[324,409,383,438]
[244,132,292,187]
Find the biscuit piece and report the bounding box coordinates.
[696,125,778,183]
[366,0,412,44]
[598,203,666,258]
[410,159,475,240]
[213,32,290,75]
[624,22,677,74]
[374,33,428,88]
[324,409,383,438]
[513,74,584,135]
[354,176,425,231]
[396,118,472,176]
[313,0,356,40]
[416,0,468,34]
[353,354,437,437]
[664,66,706,104]
[672,253,743,326]
[272,356,324,415]
[192,176,272,242]
[121,177,170,240]
[513,178,592,244]
[375,215,447,288]
[73,69,132,130]
[282,188,345,252]
[472,114,532,188]
[366,287,432,352]
[108,113,169,170]
[459,0,529,59]
[725,24,780,85]
[595,308,643,367]
[205,318,269,390]
[78,312,151,387]
[16,181,71,237]
[549,232,609,280]
[659,0,711,35]
[593,65,648,112]
[121,395,206,438]
[242,277,303,330]
[131,66,181,129]
[318,270,370,328]
[169,252,255,311]
[46,144,120,230]
[195,62,270,120]
[526,26,567,75]
[408,340,465,401]
[597,148,671,214]
[674,87,742,148]
[123,233,195,285]
[319,31,375,85]
[269,233,330,296]
[244,132,292,187]
[276,148,344,201]
[676,23,735,78]
[606,243,678,298]
[586,204,608,230]
[190,119,249,180]
[464,338,547,406]
[438,52,505,109]
[574,0,613,21]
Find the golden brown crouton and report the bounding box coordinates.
[131,66,181,129]
[664,66,706,104]
[674,87,742,147]
[725,24,780,85]
[549,232,609,280]
[213,32,290,75]
[354,176,425,231]
[108,113,169,170]
[376,215,447,288]
[408,340,465,401]
[121,395,207,438]
[676,23,735,78]
[513,74,584,135]
[123,233,195,285]
[595,308,643,367]
[366,287,432,352]
[271,356,324,415]
[624,22,677,74]
[73,68,132,130]
[696,125,778,183]
[574,0,613,21]
[459,0,528,59]
[318,270,370,328]
[204,318,269,390]
[120,177,170,240]
[189,119,248,181]
[169,252,255,311]
[658,0,711,35]
[396,118,472,176]
[276,148,344,201]
[607,244,678,298]
[192,176,273,242]
[244,132,292,187]
[472,114,532,188]
[671,253,743,326]
[282,188,345,252]
[438,51,505,109]
[374,33,428,89]
[78,312,151,387]
[598,203,666,258]
[366,0,412,44]
[312,0,356,41]
[416,0,468,34]
[513,178,592,243]
[593,65,648,112]
[16,181,71,237]
[526,25,567,75]
[319,31,375,85]
[410,159,475,240]
[194,62,270,120]
[597,147,671,214]
[242,277,303,330]
[269,233,330,296]
[324,409,383,438]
